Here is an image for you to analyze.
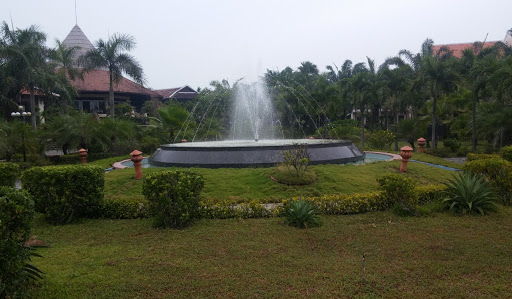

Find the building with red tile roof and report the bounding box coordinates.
[432,41,498,58]
[154,86,198,102]
[59,25,198,114]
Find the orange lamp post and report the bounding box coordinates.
[399,146,413,173]
[130,150,143,179]
[417,137,426,153]
[78,148,88,164]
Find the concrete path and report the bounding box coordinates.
[442,157,467,164]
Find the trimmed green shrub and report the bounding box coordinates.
[101,197,149,219]
[416,184,448,204]
[500,145,512,162]
[443,139,461,152]
[143,170,204,228]
[377,173,418,215]
[443,172,498,215]
[0,187,39,298]
[466,153,500,161]
[200,199,279,219]
[21,165,104,224]
[0,162,19,187]
[463,158,512,205]
[100,184,447,220]
[287,192,386,215]
[367,130,395,149]
[282,198,321,228]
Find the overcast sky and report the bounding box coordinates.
[2,0,511,90]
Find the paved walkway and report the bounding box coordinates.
[442,157,467,164]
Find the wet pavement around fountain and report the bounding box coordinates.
[119,151,395,168]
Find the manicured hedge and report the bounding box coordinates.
[466,153,501,161]
[200,199,280,219]
[200,184,448,219]
[0,162,19,187]
[0,187,35,298]
[416,184,448,204]
[463,158,512,205]
[500,145,512,162]
[21,165,104,224]
[101,197,149,219]
[143,170,204,228]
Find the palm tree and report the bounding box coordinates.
[420,54,458,148]
[81,33,144,119]
[157,103,190,142]
[340,58,375,148]
[0,22,49,129]
[379,57,413,150]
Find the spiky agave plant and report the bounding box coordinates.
[443,172,498,215]
[282,198,321,228]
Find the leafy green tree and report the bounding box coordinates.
[157,103,190,142]
[1,22,48,129]
[81,33,144,119]
[420,54,458,148]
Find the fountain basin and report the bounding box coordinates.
[148,139,364,168]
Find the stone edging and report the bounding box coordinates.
[364,151,402,160]
[112,157,149,170]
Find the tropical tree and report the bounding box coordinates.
[81,33,144,119]
[420,53,458,148]
[157,103,190,142]
[339,58,376,148]
[379,57,413,150]
[0,22,49,129]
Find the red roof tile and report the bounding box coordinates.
[70,69,156,96]
[432,41,497,58]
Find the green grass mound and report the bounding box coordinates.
[270,166,317,185]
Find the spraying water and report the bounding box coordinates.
[230,81,276,141]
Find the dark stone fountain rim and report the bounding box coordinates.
[160,139,354,152]
[149,139,365,168]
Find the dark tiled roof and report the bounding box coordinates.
[154,88,180,98]
[432,41,497,58]
[62,25,95,62]
[71,69,156,96]
[154,86,198,100]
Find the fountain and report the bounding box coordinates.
[148,81,365,168]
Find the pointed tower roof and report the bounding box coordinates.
[62,25,94,61]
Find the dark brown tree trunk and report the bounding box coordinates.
[109,71,115,119]
[432,94,438,149]
[393,107,399,151]
[472,92,477,150]
[29,84,37,129]
[360,99,365,148]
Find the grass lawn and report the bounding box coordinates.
[105,160,458,204]
[29,208,512,298]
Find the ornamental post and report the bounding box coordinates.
[399,146,413,173]
[78,148,88,164]
[417,137,426,153]
[130,150,143,179]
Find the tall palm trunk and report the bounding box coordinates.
[431,94,438,149]
[393,106,399,151]
[472,92,477,150]
[29,84,37,129]
[109,72,115,119]
[360,99,365,148]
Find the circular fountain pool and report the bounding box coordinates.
[147,139,364,168]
